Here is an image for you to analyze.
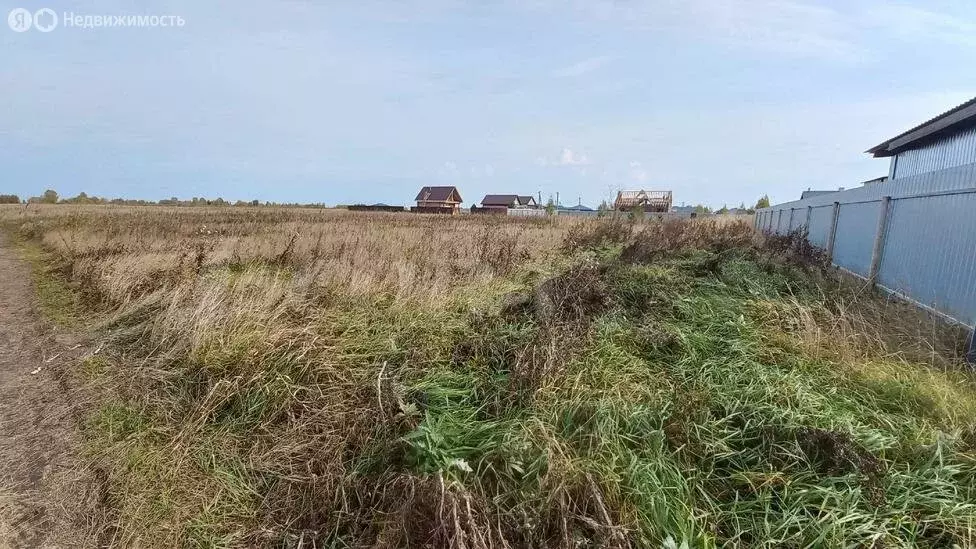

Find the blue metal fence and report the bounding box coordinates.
[756,172,976,330]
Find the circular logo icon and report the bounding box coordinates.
[7,7,32,32]
[32,8,57,32]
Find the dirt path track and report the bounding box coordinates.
[0,233,89,548]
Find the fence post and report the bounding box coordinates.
[825,201,840,262]
[804,205,812,236]
[776,210,783,234]
[788,208,795,232]
[868,196,892,285]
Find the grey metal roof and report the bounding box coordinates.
[867,96,976,157]
[557,204,594,211]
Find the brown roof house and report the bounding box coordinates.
[483,194,538,207]
[614,190,673,213]
[413,186,463,214]
[474,194,539,214]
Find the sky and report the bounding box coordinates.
[2,1,976,208]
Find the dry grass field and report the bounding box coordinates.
[1,204,974,549]
[5,205,569,304]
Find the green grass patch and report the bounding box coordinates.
[7,233,83,327]
[87,402,149,444]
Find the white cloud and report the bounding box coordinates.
[559,147,590,166]
[467,164,496,177]
[536,147,591,167]
[628,161,648,182]
[870,4,976,47]
[438,161,459,178]
[688,0,861,60]
[552,55,615,78]
[526,0,976,62]
[521,0,863,61]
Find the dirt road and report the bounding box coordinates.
[0,233,89,548]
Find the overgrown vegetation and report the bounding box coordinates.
[1,204,973,548]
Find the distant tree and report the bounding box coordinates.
[42,189,59,204]
[755,195,770,209]
[717,204,729,214]
[694,204,712,215]
[597,200,611,218]
[0,194,20,204]
[545,198,556,216]
[62,192,94,204]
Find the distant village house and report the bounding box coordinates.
[474,194,538,214]
[413,186,463,214]
[614,190,673,213]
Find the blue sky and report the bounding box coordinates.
[2,1,976,207]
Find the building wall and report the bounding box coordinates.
[411,206,458,214]
[417,201,459,209]
[890,125,976,180]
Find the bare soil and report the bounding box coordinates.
[0,233,91,548]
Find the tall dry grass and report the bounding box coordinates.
[1,204,974,549]
[3,205,571,306]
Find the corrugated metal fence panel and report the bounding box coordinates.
[829,201,881,277]
[759,161,976,213]
[787,208,799,232]
[878,192,976,326]
[756,161,976,328]
[508,208,548,217]
[807,205,834,248]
